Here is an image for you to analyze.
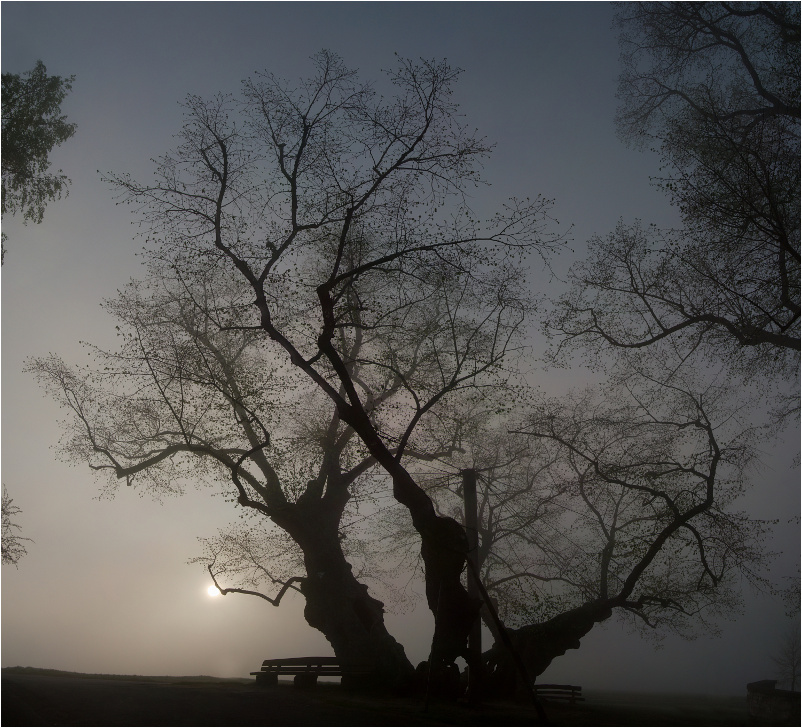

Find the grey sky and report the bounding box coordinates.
[2,1,798,694]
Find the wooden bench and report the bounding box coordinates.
[534,683,584,706]
[250,656,371,688]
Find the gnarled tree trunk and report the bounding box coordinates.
[417,513,482,668]
[290,505,415,691]
[483,600,614,696]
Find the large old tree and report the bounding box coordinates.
[31,236,535,688]
[33,52,562,687]
[30,45,780,698]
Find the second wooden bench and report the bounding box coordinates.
[534,683,584,706]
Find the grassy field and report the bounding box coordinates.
[0,666,772,726]
[2,665,252,684]
[572,690,750,726]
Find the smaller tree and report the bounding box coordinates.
[2,60,76,262]
[372,361,771,697]
[2,486,32,566]
[411,366,771,690]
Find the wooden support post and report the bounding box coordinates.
[462,468,483,702]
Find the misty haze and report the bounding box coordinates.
[2,2,799,726]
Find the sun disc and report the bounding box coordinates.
[207,585,220,596]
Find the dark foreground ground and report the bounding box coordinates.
[1,667,757,726]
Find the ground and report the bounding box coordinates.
[1,667,759,726]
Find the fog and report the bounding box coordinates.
[2,1,798,696]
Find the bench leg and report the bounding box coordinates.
[255,672,278,687]
[294,673,318,689]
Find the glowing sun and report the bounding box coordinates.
[207,585,221,596]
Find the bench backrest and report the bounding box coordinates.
[261,657,340,668]
[535,683,581,692]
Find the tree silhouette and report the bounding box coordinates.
[2,486,32,567]
[94,51,562,679]
[30,206,543,687]
[385,370,771,691]
[772,626,801,691]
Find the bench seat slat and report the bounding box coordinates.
[262,657,340,667]
[538,694,585,701]
[259,668,370,675]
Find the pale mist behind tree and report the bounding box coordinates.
[27,43,789,697]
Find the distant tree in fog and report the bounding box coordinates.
[772,626,801,691]
[2,486,32,566]
[779,571,801,618]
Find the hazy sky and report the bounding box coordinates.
[2,1,798,694]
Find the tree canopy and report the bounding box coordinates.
[31,51,566,687]
[96,50,565,674]
[548,2,800,423]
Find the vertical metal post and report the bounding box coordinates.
[462,467,482,702]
